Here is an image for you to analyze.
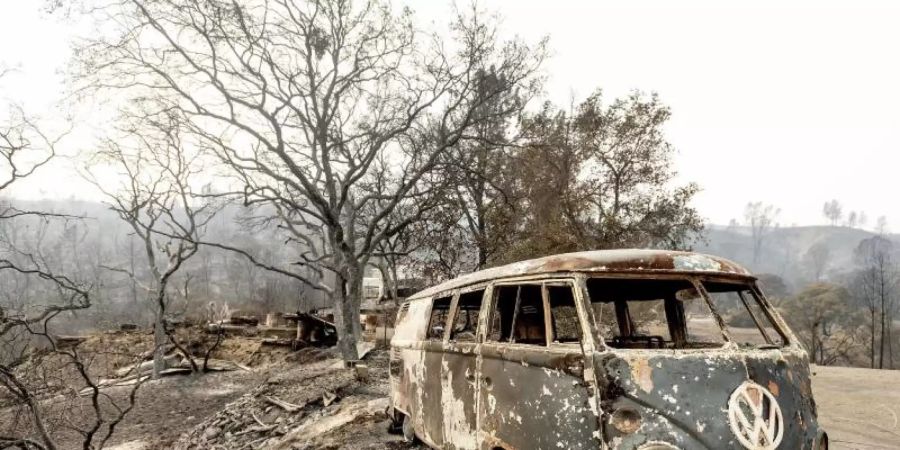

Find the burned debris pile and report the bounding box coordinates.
[172,350,412,450]
[0,307,405,449]
[85,351,251,393]
[172,359,354,449]
[28,310,347,396]
[207,311,338,350]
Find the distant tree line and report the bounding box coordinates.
[729,200,900,369]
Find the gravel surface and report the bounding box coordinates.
[813,365,900,450]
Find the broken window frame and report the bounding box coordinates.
[751,282,795,344]
[582,273,792,351]
[484,278,586,348]
[447,285,488,343]
[426,294,454,341]
[585,275,723,350]
[544,281,584,345]
[696,279,791,348]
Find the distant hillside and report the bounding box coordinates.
[3,198,892,299]
[697,224,894,292]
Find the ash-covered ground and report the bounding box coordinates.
[4,329,898,450]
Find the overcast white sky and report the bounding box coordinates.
[2,0,899,228]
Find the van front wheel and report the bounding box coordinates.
[401,414,418,443]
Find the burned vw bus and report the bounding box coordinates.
[389,250,826,450]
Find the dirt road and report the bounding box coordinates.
[814,365,900,449]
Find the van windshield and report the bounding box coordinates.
[587,277,785,350]
[588,278,725,350]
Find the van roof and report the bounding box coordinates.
[409,249,752,300]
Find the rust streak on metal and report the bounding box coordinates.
[631,358,654,394]
[409,249,752,302]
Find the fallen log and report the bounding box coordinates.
[261,338,293,347]
[234,412,275,436]
[232,361,253,372]
[159,367,193,376]
[201,358,248,371]
[206,323,260,337]
[139,344,174,361]
[115,354,180,377]
[229,316,260,326]
[79,374,151,396]
[263,396,303,413]
[55,335,88,347]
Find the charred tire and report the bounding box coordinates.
[386,406,403,435]
[401,414,418,443]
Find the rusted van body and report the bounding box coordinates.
[389,250,826,450]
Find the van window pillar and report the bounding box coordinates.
[736,290,774,345]
[508,286,523,343]
[613,300,634,337]
[664,295,687,348]
[691,278,733,344]
[541,283,553,345]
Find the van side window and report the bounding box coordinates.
[450,289,485,342]
[547,284,581,343]
[427,296,452,340]
[488,284,546,345]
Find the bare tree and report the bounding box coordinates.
[804,241,832,282]
[859,211,869,229]
[0,73,141,449]
[823,199,842,227]
[846,211,858,228]
[876,215,889,235]
[744,202,779,265]
[86,112,217,377]
[75,0,545,360]
[852,236,897,369]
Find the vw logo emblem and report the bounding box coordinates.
[727,381,784,449]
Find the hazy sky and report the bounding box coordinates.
[2,0,899,228]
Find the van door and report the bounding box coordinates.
[440,286,488,449]
[419,294,453,447]
[477,280,598,450]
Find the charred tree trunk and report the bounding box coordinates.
[880,287,887,369]
[390,262,400,304]
[889,307,895,370]
[332,282,359,362]
[331,235,360,362]
[871,309,877,369]
[152,310,166,378]
[348,262,364,343]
